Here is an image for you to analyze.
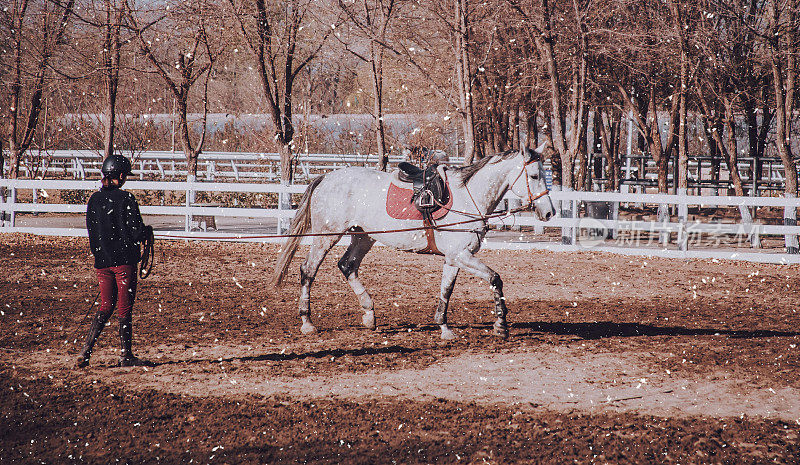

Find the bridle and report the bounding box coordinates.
[509,156,550,208]
[434,153,550,226]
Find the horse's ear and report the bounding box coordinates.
[524,142,548,162]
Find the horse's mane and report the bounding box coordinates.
[452,150,518,187]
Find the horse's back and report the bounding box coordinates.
[318,167,390,195]
[310,167,394,231]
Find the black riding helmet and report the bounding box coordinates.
[101,155,132,179]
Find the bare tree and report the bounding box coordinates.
[601,0,680,195]
[454,0,478,163]
[694,0,756,198]
[597,106,622,191]
[125,0,220,179]
[1,0,75,178]
[764,0,798,197]
[101,0,124,159]
[67,0,129,160]
[506,0,590,190]
[359,1,483,164]
[227,0,333,185]
[667,0,691,195]
[336,0,398,171]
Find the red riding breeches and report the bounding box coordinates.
[96,264,138,319]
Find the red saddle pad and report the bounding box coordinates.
[385,181,453,220]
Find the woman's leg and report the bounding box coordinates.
[112,264,137,320]
[77,267,117,366]
[112,265,139,365]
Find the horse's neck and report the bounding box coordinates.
[462,157,516,215]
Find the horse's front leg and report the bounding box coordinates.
[452,250,509,338]
[435,263,460,340]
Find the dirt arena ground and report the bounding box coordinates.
[1,233,799,464]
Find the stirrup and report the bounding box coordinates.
[417,190,436,208]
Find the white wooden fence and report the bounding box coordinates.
[10,150,425,182]
[2,178,799,264]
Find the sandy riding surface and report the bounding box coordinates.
[2,234,799,463]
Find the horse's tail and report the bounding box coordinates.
[272,175,325,287]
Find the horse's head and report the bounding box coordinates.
[509,142,555,221]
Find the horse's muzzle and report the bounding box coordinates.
[533,194,555,221]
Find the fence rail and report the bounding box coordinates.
[2,178,799,264]
[5,149,429,182]
[7,148,797,195]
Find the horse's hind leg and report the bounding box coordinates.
[337,233,377,330]
[299,235,340,334]
[435,263,459,340]
[452,250,509,338]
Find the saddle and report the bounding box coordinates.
[397,162,450,222]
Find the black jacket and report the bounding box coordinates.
[86,186,147,269]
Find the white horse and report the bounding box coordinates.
[273,144,555,339]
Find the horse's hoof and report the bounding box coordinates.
[300,322,317,334]
[493,322,509,339]
[362,312,376,330]
[440,325,455,340]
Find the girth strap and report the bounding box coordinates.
[420,217,443,256]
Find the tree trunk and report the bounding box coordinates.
[102,0,122,160]
[669,0,689,193]
[723,99,746,196]
[5,0,74,179]
[768,0,798,196]
[742,95,760,188]
[703,115,721,191]
[599,108,620,191]
[485,121,496,158]
[280,142,294,186]
[511,105,520,150]
[536,0,576,189]
[525,108,538,148]
[677,74,689,193]
[576,110,590,191]
[176,99,198,179]
[371,38,388,171]
[648,88,668,194]
[455,0,476,164]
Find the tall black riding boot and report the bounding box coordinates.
[118,317,142,367]
[77,313,109,367]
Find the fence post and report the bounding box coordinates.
[570,198,578,245]
[207,161,215,181]
[677,189,688,251]
[749,223,761,249]
[76,158,85,180]
[784,193,799,254]
[611,200,619,240]
[560,187,573,245]
[657,202,670,246]
[0,182,6,227]
[230,160,240,181]
[9,184,16,227]
[156,159,164,179]
[185,175,195,233]
[277,184,292,234]
[737,204,759,248]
